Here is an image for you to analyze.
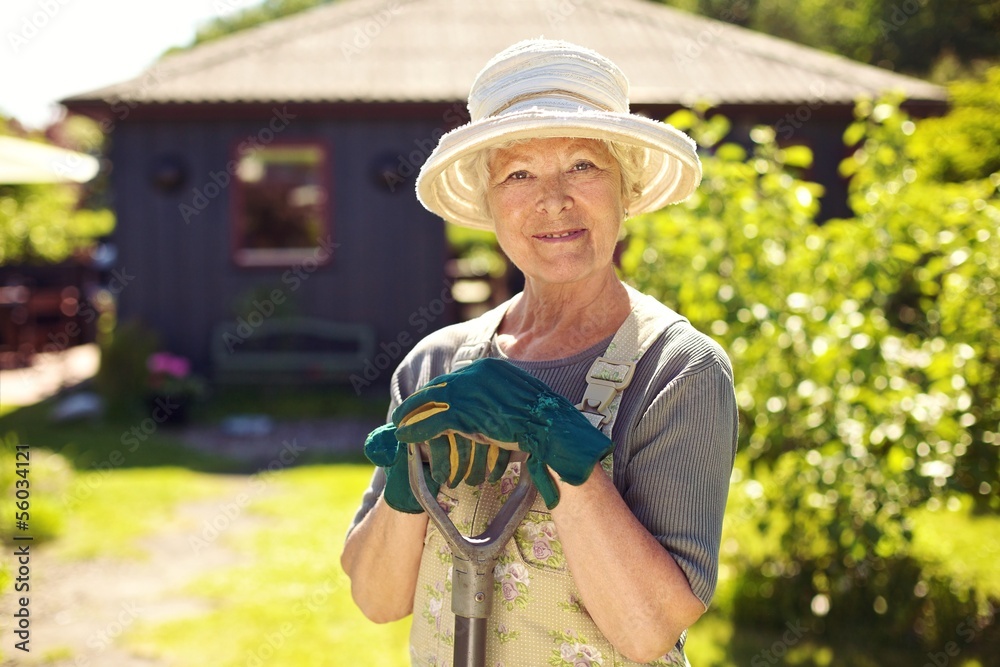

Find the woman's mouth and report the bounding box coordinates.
[534,229,585,241]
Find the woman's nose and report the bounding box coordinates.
[536,175,572,215]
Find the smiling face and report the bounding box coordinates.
[485,137,625,288]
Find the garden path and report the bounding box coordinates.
[1,477,275,667]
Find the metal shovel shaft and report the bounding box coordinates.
[455,616,487,667]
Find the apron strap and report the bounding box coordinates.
[450,298,513,370]
[579,284,684,437]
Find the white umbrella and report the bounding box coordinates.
[0,135,99,184]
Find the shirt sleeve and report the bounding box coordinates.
[620,359,738,608]
[344,369,407,537]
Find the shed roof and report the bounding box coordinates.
[63,0,946,108]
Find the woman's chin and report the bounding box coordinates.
[522,263,612,289]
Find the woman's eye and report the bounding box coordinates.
[572,161,595,172]
[505,170,529,181]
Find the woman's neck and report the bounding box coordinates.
[496,269,633,361]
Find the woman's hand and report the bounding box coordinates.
[363,423,437,514]
[392,358,613,508]
[427,432,511,488]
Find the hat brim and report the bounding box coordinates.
[416,108,702,231]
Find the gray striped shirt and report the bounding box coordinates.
[349,294,738,606]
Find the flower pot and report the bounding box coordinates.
[145,393,193,426]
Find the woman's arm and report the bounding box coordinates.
[551,471,705,662]
[340,493,429,623]
[553,361,738,662]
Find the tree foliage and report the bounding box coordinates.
[0,184,113,265]
[621,77,999,646]
[183,0,339,49]
[910,67,1000,181]
[659,0,1000,78]
[0,118,113,265]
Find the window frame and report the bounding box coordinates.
[229,139,333,269]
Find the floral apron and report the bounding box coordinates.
[409,287,690,667]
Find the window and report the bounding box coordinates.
[232,143,330,267]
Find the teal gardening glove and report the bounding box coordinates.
[427,431,511,489]
[364,423,438,514]
[364,423,510,512]
[392,358,613,509]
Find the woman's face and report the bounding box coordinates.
[485,137,624,288]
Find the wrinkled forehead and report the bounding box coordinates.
[487,137,612,170]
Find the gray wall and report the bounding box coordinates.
[110,113,450,381]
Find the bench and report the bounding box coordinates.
[211,316,376,384]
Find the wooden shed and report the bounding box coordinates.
[62,0,946,388]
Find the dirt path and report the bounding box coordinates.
[2,477,272,667]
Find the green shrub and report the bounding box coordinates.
[94,318,160,418]
[910,67,1000,183]
[622,95,998,653]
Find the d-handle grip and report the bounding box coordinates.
[407,442,537,619]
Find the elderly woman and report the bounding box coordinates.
[341,39,737,666]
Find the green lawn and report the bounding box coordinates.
[86,465,411,666]
[54,467,226,559]
[17,461,994,667]
[1,387,996,667]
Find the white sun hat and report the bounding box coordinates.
[415,38,702,231]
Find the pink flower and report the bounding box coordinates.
[506,563,530,583]
[538,521,558,540]
[148,352,190,378]
[436,494,458,515]
[560,641,603,666]
[577,644,603,665]
[501,582,518,601]
[532,539,553,560]
[499,475,516,495]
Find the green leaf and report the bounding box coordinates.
[716,143,747,162]
[890,243,922,263]
[781,145,814,169]
[665,109,699,132]
[844,121,866,146]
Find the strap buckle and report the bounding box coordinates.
[576,357,636,426]
[451,342,490,370]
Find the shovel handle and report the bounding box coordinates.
[407,443,536,565]
[408,443,537,667]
